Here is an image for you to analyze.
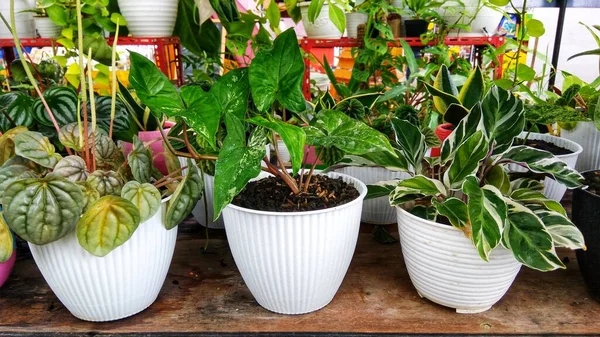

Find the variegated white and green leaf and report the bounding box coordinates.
[532,206,585,250]
[431,197,469,233]
[366,180,399,200]
[440,106,483,164]
[53,155,88,182]
[390,175,447,206]
[443,130,489,189]
[480,86,526,154]
[14,131,62,169]
[510,188,566,216]
[484,165,511,195]
[390,118,425,173]
[510,177,544,192]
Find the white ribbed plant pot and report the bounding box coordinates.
[118,0,178,37]
[562,121,600,172]
[0,0,35,38]
[335,166,410,224]
[29,198,178,322]
[34,17,61,38]
[437,3,502,36]
[275,139,291,163]
[223,172,366,314]
[345,12,368,38]
[299,2,343,38]
[396,207,522,313]
[509,133,582,202]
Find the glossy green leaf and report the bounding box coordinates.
[0,93,34,132]
[3,175,84,245]
[266,0,281,31]
[77,195,141,257]
[328,2,345,33]
[81,35,114,65]
[211,68,250,119]
[121,181,162,222]
[174,0,221,58]
[503,200,564,271]
[87,170,125,196]
[179,86,221,149]
[344,150,409,172]
[165,159,204,229]
[500,146,584,188]
[489,0,510,5]
[484,165,511,195]
[390,118,426,173]
[480,86,526,154]
[249,28,306,113]
[127,136,152,184]
[248,115,306,175]
[14,131,62,169]
[516,64,536,82]
[432,197,468,232]
[527,19,546,38]
[128,51,185,117]
[443,131,489,189]
[366,180,397,200]
[307,0,325,23]
[463,176,507,261]
[32,87,78,127]
[458,67,485,110]
[0,213,13,263]
[53,156,89,182]
[440,106,482,164]
[425,65,460,115]
[389,175,447,206]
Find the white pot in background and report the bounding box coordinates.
[345,12,368,38]
[391,0,403,8]
[223,172,366,314]
[34,17,61,38]
[0,0,35,39]
[562,121,600,172]
[335,166,409,224]
[118,0,178,37]
[437,3,503,36]
[509,133,582,202]
[274,138,291,164]
[29,198,177,322]
[396,207,522,314]
[298,2,343,38]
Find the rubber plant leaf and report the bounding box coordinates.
[14,131,62,169]
[165,158,204,229]
[0,126,28,166]
[443,131,489,189]
[0,212,13,263]
[87,170,125,196]
[389,175,447,206]
[248,115,306,175]
[32,87,78,127]
[249,28,306,113]
[463,176,507,261]
[390,118,425,173]
[127,136,152,184]
[128,51,185,117]
[77,195,141,257]
[122,181,162,223]
[53,155,89,182]
[3,175,85,245]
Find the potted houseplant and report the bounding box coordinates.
[346,0,368,38]
[371,85,586,313]
[401,0,440,37]
[573,170,600,302]
[28,0,62,38]
[0,0,35,39]
[298,0,350,38]
[130,28,397,314]
[436,0,503,37]
[117,0,177,37]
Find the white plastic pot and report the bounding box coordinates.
[34,17,61,38]
[562,121,600,172]
[299,2,343,39]
[396,206,522,313]
[0,0,35,39]
[29,198,177,322]
[345,12,368,38]
[437,3,502,37]
[509,133,582,202]
[223,172,366,314]
[274,138,291,164]
[117,0,178,37]
[335,166,409,224]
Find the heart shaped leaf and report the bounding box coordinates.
[165,158,203,229]
[54,155,89,182]
[128,136,152,184]
[14,131,62,168]
[3,175,85,245]
[87,170,125,196]
[58,122,95,152]
[0,164,36,196]
[0,212,14,263]
[121,181,162,222]
[77,195,141,257]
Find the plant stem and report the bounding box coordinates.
[154,166,188,185]
[303,147,323,192]
[263,157,300,194]
[512,0,527,87]
[87,49,97,172]
[76,0,90,170]
[183,123,201,160]
[154,176,184,189]
[109,21,120,138]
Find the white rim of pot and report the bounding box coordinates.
[297,1,322,7]
[523,132,583,158]
[225,172,367,216]
[397,204,458,231]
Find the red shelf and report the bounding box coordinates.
[0,37,183,86]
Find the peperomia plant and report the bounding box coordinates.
[370,85,586,271]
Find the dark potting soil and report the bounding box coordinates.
[583,171,600,196]
[517,138,573,156]
[232,175,360,212]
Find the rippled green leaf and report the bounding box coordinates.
[122,181,162,222]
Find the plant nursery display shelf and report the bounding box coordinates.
[0,37,184,86]
[1,227,600,335]
[301,36,506,99]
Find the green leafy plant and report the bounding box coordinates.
[369,85,586,271]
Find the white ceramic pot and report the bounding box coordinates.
[562,121,600,172]
[345,12,368,38]
[117,0,178,37]
[396,206,521,313]
[29,198,177,322]
[34,17,61,38]
[437,4,502,36]
[223,172,366,314]
[335,166,409,224]
[509,133,582,202]
[299,2,343,38]
[0,0,35,39]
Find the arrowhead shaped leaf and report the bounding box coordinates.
[87,170,125,196]
[0,213,13,263]
[53,155,89,182]
[122,181,162,222]
[179,86,221,149]
[211,67,250,120]
[463,176,507,261]
[443,130,489,189]
[128,136,152,184]
[3,175,85,245]
[77,195,141,257]
[165,158,204,229]
[249,28,306,113]
[14,131,62,168]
